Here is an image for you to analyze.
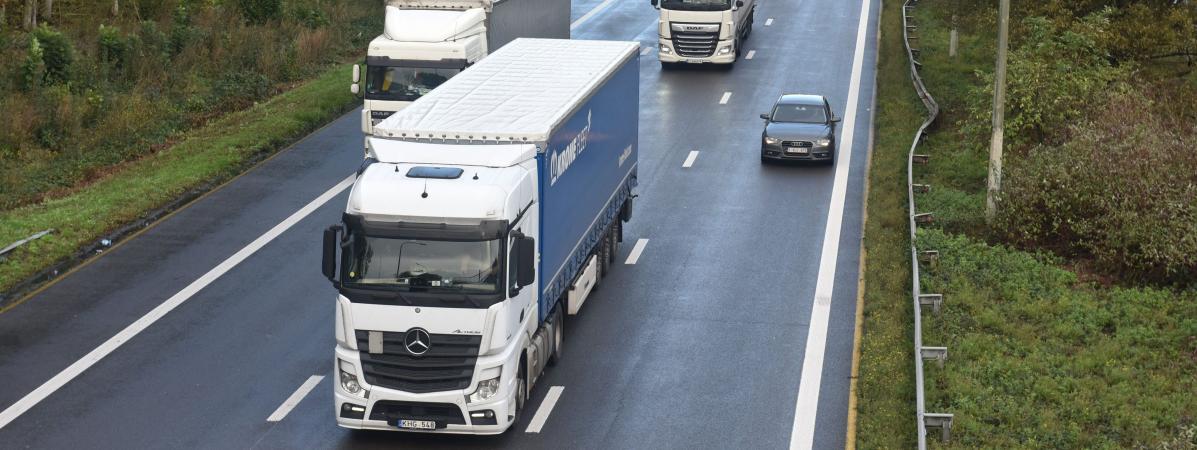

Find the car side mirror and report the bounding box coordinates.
[516,235,536,288]
[760,113,770,120]
[322,225,342,282]
[650,0,658,6]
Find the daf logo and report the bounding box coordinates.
[404,328,431,356]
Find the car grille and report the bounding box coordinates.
[783,140,814,148]
[355,330,481,394]
[368,400,466,426]
[671,30,719,57]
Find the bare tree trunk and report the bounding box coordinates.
[24,0,34,30]
[2,3,7,32]
[41,0,50,21]
[112,0,119,17]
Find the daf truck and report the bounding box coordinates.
[323,38,640,434]
[650,0,756,67]
[350,0,570,140]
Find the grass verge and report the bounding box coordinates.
[0,64,358,301]
[854,0,924,447]
[858,1,1197,448]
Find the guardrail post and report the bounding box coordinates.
[924,413,955,442]
[920,346,948,368]
[918,293,943,315]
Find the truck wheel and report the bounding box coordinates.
[608,229,619,265]
[547,308,563,366]
[510,358,528,430]
[600,233,612,278]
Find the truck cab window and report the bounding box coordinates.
[342,233,502,294]
[660,0,731,11]
[364,66,460,102]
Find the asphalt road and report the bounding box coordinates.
[0,0,879,448]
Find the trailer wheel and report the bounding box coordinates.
[608,228,619,266]
[599,232,612,278]
[547,307,563,366]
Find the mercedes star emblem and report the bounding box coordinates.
[404,328,431,356]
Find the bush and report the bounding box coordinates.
[963,11,1131,148]
[30,25,74,86]
[98,24,128,75]
[994,88,1197,286]
[212,70,271,110]
[238,0,282,25]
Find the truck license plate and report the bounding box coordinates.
[397,419,437,430]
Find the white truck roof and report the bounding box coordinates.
[373,38,639,144]
[384,7,485,42]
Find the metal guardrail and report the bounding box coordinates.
[901,0,954,448]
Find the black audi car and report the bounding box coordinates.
[759,94,839,164]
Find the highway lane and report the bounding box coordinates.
[0,0,878,448]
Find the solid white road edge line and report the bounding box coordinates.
[788,0,873,447]
[683,151,700,168]
[571,0,619,30]
[0,175,356,431]
[720,92,733,104]
[746,50,756,60]
[625,239,649,265]
[267,375,325,422]
[525,386,564,433]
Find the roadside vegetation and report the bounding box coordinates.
[0,0,380,296]
[858,0,1197,447]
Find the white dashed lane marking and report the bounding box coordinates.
[525,386,564,433]
[267,375,324,422]
[683,151,700,168]
[625,239,649,265]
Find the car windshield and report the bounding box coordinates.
[364,65,459,102]
[771,103,828,123]
[660,0,731,11]
[342,233,502,294]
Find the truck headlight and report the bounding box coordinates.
[817,138,832,147]
[339,359,368,398]
[659,44,672,54]
[764,136,780,145]
[466,376,501,403]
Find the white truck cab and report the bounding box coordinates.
[351,0,569,146]
[651,0,756,67]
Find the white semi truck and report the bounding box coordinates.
[351,0,570,138]
[650,0,756,67]
[323,39,640,434]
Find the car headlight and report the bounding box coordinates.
[339,359,368,399]
[467,376,501,403]
[764,136,780,145]
[659,44,671,54]
[817,138,832,147]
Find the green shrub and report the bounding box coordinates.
[238,0,282,25]
[292,4,331,28]
[212,70,270,109]
[30,26,74,86]
[98,24,128,74]
[963,11,1131,148]
[994,89,1197,286]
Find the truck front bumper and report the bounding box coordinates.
[657,39,737,64]
[333,344,521,435]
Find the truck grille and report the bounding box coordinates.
[671,27,720,58]
[355,330,482,394]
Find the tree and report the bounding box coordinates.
[41,0,49,21]
[112,0,118,17]
[24,0,36,30]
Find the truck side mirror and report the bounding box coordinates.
[350,65,361,96]
[735,0,744,7]
[516,235,536,288]
[831,116,841,123]
[322,225,341,282]
[760,113,770,120]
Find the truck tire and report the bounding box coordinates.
[508,357,528,431]
[608,228,619,266]
[599,233,612,278]
[547,308,563,366]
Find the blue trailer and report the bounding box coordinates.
[326,38,640,434]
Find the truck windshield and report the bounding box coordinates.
[364,65,460,102]
[660,0,731,11]
[342,234,502,294]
